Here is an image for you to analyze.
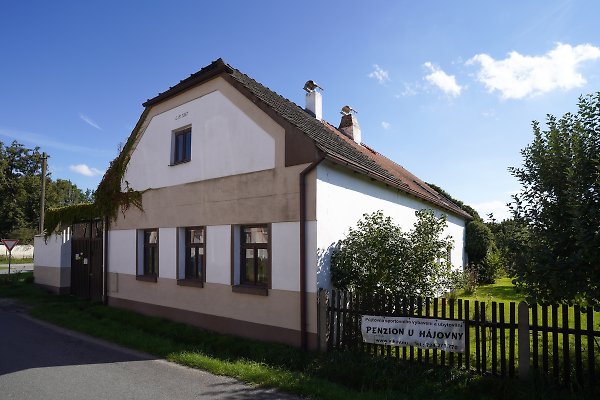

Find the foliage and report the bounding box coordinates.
[465,220,494,264]
[509,92,600,307]
[330,210,458,297]
[44,203,101,235]
[427,182,481,221]
[486,217,531,277]
[458,264,479,295]
[93,109,149,221]
[0,141,92,243]
[465,220,501,284]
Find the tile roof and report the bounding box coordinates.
[143,58,471,220]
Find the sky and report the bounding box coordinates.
[1,0,599,221]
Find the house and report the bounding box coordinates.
[35,59,470,350]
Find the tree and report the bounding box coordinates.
[330,210,457,297]
[0,141,43,241]
[427,182,501,283]
[465,220,501,284]
[0,140,92,243]
[509,92,600,307]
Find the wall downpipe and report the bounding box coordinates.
[299,154,325,350]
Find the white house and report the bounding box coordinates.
[36,59,471,350]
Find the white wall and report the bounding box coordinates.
[159,228,177,279]
[1,244,34,258]
[206,225,231,285]
[108,230,136,275]
[315,163,467,289]
[124,90,276,191]
[271,222,300,292]
[33,233,71,268]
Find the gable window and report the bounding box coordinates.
[137,229,159,282]
[177,227,206,287]
[241,225,269,286]
[173,127,191,164]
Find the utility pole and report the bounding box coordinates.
[39,152,48,234]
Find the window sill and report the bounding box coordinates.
[232,285,268,296]
[136,274,158,283]
[169,160,190,166]
[177,279,204,288]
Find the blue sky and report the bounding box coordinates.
[2,0,599,220]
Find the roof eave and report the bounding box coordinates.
[142,58,233,108]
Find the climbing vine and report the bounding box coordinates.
[44,109,150,235]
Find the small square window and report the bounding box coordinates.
[173,128,191,164]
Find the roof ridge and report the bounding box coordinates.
[141,59,471,220]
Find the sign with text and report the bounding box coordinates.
[361,315,465,353]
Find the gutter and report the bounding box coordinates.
[299,154,325,351]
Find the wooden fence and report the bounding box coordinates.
[318,289,600,387]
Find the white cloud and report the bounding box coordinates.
[396,82,419,97]
[79,113,102,130]
[368,64,390,84]
[381,121,391,130]
[467,43,600,99]
[70,164,104,177]
[423,62,462,97]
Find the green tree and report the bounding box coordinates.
[0,141,43,241]
[509,92,600,307]
[0,140,92,243]
[330,210,457,297]
[486,217,531,278]
[465,220,501,284]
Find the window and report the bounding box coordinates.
[185,227,205,279]
[137,229,159,281]
[240,225,269,287]
[173,127,191,164]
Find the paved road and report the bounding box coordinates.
[0,300,302,399]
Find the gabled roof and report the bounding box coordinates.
[142,58,471,220]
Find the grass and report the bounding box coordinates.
[457,277,527,303]
[0,256,33,264]
[1,273,597,400]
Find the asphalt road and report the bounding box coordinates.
[0,300,302,399]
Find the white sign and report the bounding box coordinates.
[361,315,465,353]
[1,239,19,252]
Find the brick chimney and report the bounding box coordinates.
[339,106,361,144]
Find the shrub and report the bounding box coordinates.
[330,210,455,297]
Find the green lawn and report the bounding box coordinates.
[0,257,33,264]
[457,277,526,303]
[0,273,596,400]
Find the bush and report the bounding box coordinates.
[331,210,456,297]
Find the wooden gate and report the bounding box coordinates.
[70,221,103,301]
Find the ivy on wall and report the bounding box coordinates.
[44,109,150,235]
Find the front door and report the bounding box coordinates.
[70,221,103,301]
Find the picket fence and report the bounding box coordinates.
[318,289,600,387]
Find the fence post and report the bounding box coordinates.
[317,288,328,352]
[518,301,530,379]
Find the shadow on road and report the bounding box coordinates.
[0,306,155,376]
